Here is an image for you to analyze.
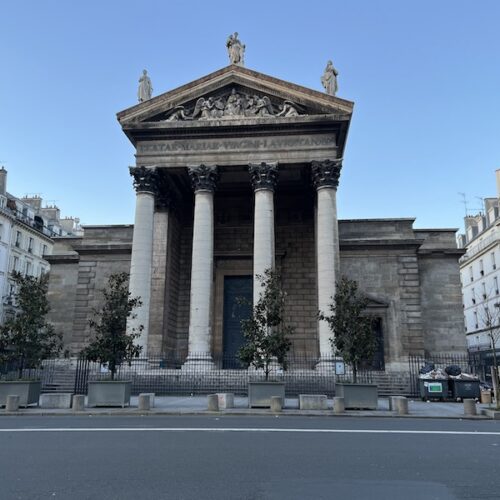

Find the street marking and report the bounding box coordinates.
[0,428,499,436]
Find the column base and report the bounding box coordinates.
[182,353,215,371]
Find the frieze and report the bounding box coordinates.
[138,135,335,154]
[165,88,303,122]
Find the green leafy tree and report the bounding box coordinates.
[0,271,61,379]
[319,276,377,383]
[238,269,293,380]
[82,273,143,380]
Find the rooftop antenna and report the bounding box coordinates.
[458,192,468,217]
[475,196,484,213]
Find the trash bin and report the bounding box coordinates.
[419,379,449,400]
[449,379,480,401]
[480,390,492,404]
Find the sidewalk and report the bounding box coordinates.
[2,396,498,419]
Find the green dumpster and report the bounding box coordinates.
[450,379,480,401]
[419,379,449,400]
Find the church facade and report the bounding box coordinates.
[47,65,466,373]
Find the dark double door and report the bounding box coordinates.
[222,276,253,368]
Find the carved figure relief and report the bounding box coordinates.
[226,32,245,66]
[138,69,153,102]
[164,88,303,122]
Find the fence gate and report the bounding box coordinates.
[74,357,90,395]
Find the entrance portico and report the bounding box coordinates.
[119,64,353,366]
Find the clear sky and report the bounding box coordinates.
[1,0,499,232]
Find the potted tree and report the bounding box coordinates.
[0,272,62,407]
[82,273,142,408]
[320,277,378,409]
[238,269,293,408]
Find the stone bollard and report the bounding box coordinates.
[463,398,477,416]
[270,396,283,413]
[138,393,150,411]
[389,396,398,411]
[207,394,219,411]
[333,397,345,414]
[72,394,85,412]
[6,395,19,412]
[395,396,409,415]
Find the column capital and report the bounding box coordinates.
[311,159,343,189]
[188,165,219,193]
[129,166,159,194]
[248,162,279,191]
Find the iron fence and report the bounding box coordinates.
[73,353,377,397]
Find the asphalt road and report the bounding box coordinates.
[0,415,499,500]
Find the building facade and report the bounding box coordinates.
[0,167,81,322]
[46,65,466,373]
[458,170,500,353]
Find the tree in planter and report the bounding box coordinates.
[0,271,62,379]
[319,276,377,384]
[82,273,143,380]
[238,269,293,380]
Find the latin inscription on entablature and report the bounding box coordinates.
[138,134,336,155]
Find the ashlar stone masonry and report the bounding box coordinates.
[47,65,466,373]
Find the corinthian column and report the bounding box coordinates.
[249,162,278,304]
[127,166,159,356]
[312,159,342,365]
[185,165,219,368]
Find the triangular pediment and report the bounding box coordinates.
[117,65,354,126]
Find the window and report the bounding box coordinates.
[469,267,474,282]
[15,231,21,248]
[495,277,499,295]
[42,244,48,256]
[25,261,31,276]
[480,260,484,276]
[473,311,478,329]
[28,237,33,253]
[471,288,476,304]
[12,256,19,272]
[491,252,497,270]
[482,282,487,299]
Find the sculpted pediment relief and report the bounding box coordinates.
[144,87,305,123]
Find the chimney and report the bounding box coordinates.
[0,167,7,196]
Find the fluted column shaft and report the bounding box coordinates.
[186,165,218,365]
[249,163,278,304]
[312,159,342,362]
[127,166,159,356]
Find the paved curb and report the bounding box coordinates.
[0,409,491,419]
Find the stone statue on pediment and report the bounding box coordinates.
[138,69,153,102]
[226,32,245,66]
[277,100,299,117]
[321,60,338,96]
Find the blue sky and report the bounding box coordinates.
[1,0,499,232]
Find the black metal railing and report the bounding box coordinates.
[73,353,379,397]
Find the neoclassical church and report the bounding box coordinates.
[47,60,466,373]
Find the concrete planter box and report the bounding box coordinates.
[87,381,131,408]
[335,383,378,410]
[248,382,285,408]
[0,381,41,407]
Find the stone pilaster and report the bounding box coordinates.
[312,159,342,365]
[185,165,219,367]
[127,166,160,356]
[249,162,278,304]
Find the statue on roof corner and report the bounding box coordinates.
[138,69,153,102]
[226,32,245,66]
[321,60,339,96]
